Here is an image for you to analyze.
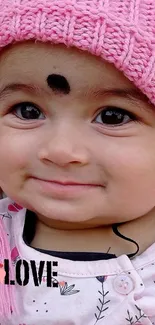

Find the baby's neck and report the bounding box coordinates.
[31,208,155,258]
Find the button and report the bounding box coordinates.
[113,274,134,295]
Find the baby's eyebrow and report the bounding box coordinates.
[0,83,46,99]
[84,86,155,112]
[0,82,154,113]
[86,87,149,103]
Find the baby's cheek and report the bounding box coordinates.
[0,138,34,191]
[0,138,25,169]
[114,150,155,210]
[97,139,155,192]
[104,139,153,177]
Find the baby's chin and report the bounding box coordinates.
[3,189,146,228]
[26,205,131,230]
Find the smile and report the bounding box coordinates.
[31,178,103,198]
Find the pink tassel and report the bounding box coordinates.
[0,217,19,319]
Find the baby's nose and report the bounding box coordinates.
[38,124,89,167]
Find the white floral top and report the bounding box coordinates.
[0,198,155,325]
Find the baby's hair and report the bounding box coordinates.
[0,188,4,199]
[112,224,139,258]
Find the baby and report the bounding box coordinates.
[0,0,155,324]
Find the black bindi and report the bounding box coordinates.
[47,74,71,94]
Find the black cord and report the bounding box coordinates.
[23,210,37,245]
[112,223,139,258]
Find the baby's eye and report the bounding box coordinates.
[93,106,136,126]
[12,102,45,120]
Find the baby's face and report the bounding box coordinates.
[0,41,155,227]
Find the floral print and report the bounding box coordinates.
[126,305,147,324]
[8,203,23,212]
[1,212,12,220]
[58,281,80,295]
[94,276,110,324]
[11,247,20,265]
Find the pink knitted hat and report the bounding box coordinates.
[0,0,155,104]
[0,0,155,319]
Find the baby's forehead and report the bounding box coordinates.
[0,41,150,106]
[0,42,131,84]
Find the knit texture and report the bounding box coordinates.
[0,0,155,104]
